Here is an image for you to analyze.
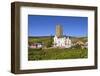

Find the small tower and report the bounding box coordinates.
[56,24,63,37]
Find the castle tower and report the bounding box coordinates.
[56,24,63,37]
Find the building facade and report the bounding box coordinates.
[53,24,72,48]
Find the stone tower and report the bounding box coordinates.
[56,24,63,37]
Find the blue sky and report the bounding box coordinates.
[28,15,88,37]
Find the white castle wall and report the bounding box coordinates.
[54,35,72,48]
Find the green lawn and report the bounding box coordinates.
[28,48,88,60]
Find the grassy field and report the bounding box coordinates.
[28,36,88,60]
[28,48,88,60]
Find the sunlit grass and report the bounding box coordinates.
[28,48,88,60]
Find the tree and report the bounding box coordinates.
[44,35,53,48]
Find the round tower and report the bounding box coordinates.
[56,24,63,37]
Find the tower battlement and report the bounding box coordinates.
[56,24,63,37]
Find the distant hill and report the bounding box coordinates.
[28,35,87,45]
[29,35,87,39]
[29,36,54,38]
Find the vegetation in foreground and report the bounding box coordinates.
[28,36,88,60]
[28,48,88,60]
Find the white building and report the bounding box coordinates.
[53,25,72,48]
[54,35,72,48]
[29,43,43,48]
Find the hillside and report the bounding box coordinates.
[28,36,87,44]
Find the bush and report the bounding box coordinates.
[28,48,88,60]
[72,44,82,49]
[44,37,53,48]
